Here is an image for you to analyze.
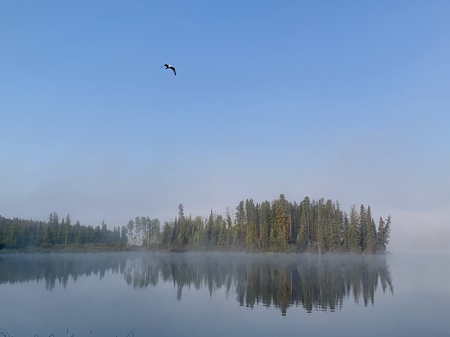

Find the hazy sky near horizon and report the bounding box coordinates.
[1,1,449,253]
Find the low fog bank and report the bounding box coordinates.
[388,209,450,255]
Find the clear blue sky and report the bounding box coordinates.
[1,1,449,253]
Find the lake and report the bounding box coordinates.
[0,252,449,337]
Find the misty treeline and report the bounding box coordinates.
[0,212,127,250]
[0,194,391,254]
[154,195,391,253]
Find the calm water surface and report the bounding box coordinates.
[0,253,449,337]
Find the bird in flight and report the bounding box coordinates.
[161,64,176,76]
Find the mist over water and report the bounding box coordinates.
[0,253,448,337]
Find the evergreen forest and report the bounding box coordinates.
[0,194,391,254]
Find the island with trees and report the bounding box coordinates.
[0,194,391,254]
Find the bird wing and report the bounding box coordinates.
[171,67,176,76]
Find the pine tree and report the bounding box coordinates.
[364,206,377,253]
[205,211,214,246]
[259,201,271,250]
[358,205,367,251]
[177,204,189,247]
[193,215,204,247]
[384,216,391,248]
[212,213,222,247]
[171,218,179,248]
[316,199,326,254]
[234,201,246,249]
[245,199,257,250]
[376,216,391,253]
[291,201,301,245]
[297,196,311,250]
[217,216,227,248]
[346,206,361,253]
[63,214,71,245]
[225,207,233,246]
[101,220,108,243]
[273,194,290,250]
[327,200,342,252]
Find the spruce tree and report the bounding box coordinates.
[376,216,391,253]
[259,201,271,250]
[364,206,377,253]
[274,194,290,250]
[297,196,311,250]
[358,205,367,251]
[245,199,257,250]
[234,201,246,249]
[316,199,326,254]
[346,206,361,253]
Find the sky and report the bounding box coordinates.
[1,1,449,253]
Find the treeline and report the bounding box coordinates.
[126,194,391,253]
[0,194,391,253]
[0,212,127,250]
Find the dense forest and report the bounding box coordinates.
[0,194,391,253]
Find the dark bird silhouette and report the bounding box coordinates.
[161,64,176,76]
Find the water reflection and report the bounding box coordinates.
[0,253,124,290]
[0,253,392,315]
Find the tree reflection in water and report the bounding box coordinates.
[0,253,393,315]
[122,253,393,315]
